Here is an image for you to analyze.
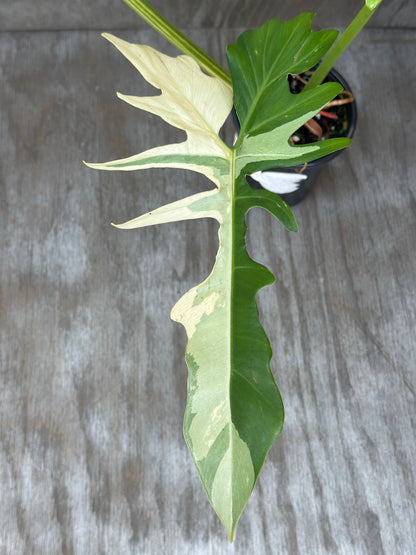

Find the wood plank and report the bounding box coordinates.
[0,27,415,553]
[1,0,415,32]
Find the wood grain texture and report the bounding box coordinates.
[0,26,415,554]
[0,0,415,31]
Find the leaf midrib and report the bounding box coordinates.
[227,150,237,526]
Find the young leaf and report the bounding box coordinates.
[88,16,350,540]
[227,14,339,138]
[227,16,351,177]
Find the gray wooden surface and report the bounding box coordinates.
[1,0,415,31]
[1,20,415,555]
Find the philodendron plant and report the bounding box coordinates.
[86,0,382,541]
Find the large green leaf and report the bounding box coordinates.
[88,17,351,540]
[170,174,291,540]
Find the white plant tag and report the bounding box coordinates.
[251,170,308,194]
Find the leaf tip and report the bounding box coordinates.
[101,32,114,41]
[290,220,299,233]
[101,32,125,50]
[110,222,125,229]
[82,160,101,170]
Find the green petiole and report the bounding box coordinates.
[122,0,232,89]
[303,0,383,91]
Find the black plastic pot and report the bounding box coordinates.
[233,68,357,206]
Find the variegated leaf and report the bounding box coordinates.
[85,33,232,188]
[88,16,351,540]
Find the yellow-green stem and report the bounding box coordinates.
[303,1,382,91]
[122,0,232,89]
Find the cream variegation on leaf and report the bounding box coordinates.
[87,17,351,540]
